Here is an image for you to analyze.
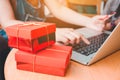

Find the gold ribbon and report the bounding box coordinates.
[33,54,37,72]
[16,25,20,49]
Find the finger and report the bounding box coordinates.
[64,33,76,44]
[95,15,110,20]
[56,36,70,45]
[80,34,90,45]
[99,15,109,20]
[69,32,81,44]
[99,14,115,22]
[104,23,112,30]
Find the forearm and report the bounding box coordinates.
[0,0,22,28]
[51,6,92,27]
[44,0,92,28]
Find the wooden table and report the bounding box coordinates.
[4,48,120,80]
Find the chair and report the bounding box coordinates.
[67,0,102,17]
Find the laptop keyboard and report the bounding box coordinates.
[71,33,109,56]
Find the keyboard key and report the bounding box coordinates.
[72,33,109,56]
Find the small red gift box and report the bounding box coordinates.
[15,45,72,76]
[5,22,56,53]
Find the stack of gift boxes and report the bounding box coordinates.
[5,22,72,76]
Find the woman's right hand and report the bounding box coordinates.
[56,28,90,45]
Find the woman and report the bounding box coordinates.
[0,0,108,80]
[0,0,107,44]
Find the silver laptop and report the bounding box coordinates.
[71,23,120,65]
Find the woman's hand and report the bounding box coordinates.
[104,18,120,30]
[115,18,120,25]
[56,28,90,45]
[86,15,112,31]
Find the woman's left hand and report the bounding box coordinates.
[87,15,112,31]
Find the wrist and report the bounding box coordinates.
[85,18,93,27]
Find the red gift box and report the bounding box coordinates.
[5,22,56,53]
[15,45,72,76]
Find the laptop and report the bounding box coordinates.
[71,23,120,65]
